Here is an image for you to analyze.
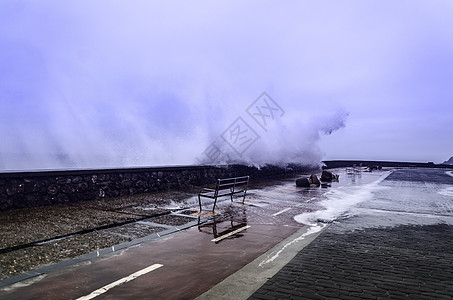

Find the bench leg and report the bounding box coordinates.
[242,191,247,204]
[213,197,217,212]
[198,195,202,212]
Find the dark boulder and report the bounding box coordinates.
[320,170,339,182]
[320,170,333,181]
[309,174,321,186]
[296,178,310,187]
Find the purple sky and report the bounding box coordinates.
[1,1,452,170]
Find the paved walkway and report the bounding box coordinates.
[2,168,452,299]
[249,169,453,299]
[250,222,453,299]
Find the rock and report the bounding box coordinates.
[320,171,333,182]
[296,178,310,187]
[97,189,105,198]
[6,185,17,196]
[61,185,75,194]
[320,170,339,182]
[309,174,321,186]
[72,176,83,184]
[77,183,88,192]
[47,184,59,195]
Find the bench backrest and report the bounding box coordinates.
[215,176,249,193]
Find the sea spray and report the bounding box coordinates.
[294,171,392,225]
[0,2,350,171]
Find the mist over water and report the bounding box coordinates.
[0,2,351,171]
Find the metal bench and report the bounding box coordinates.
[198,176,249,212]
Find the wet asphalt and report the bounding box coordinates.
[1,168,452,299]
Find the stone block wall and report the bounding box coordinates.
[0,164,313,211]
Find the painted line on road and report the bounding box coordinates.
[259,224,326,267]
[446,171,453,178]
[211,226,251,243]
[245,201,270,207]
[272,208,292,216]
[76,264,163,300]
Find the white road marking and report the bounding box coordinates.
[244,201,269,207]
[272,208,292,216]
[211,226,251,243]
[259,224,326,267]
[303,197,317,204]
[445,171,453,178]
[76,264,163,300]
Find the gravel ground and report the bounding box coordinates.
[0,178,300,280]
[0,190,198,280]
[151,214,198,227]
[0,206,137,249]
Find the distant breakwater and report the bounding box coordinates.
[323,160,453,169]
[0,164,314,211]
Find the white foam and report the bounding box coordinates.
[439,187,453,197]
[294,172,391,224]
[440,172,453,197]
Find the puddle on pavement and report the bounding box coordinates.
[198,209,248,243]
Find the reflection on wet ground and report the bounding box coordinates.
[198,209,248,243]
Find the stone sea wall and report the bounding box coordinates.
[0,164,312,211]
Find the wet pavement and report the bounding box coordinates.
[249,168,453,299]
[0,168,452,299]
[0,173,328,299]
